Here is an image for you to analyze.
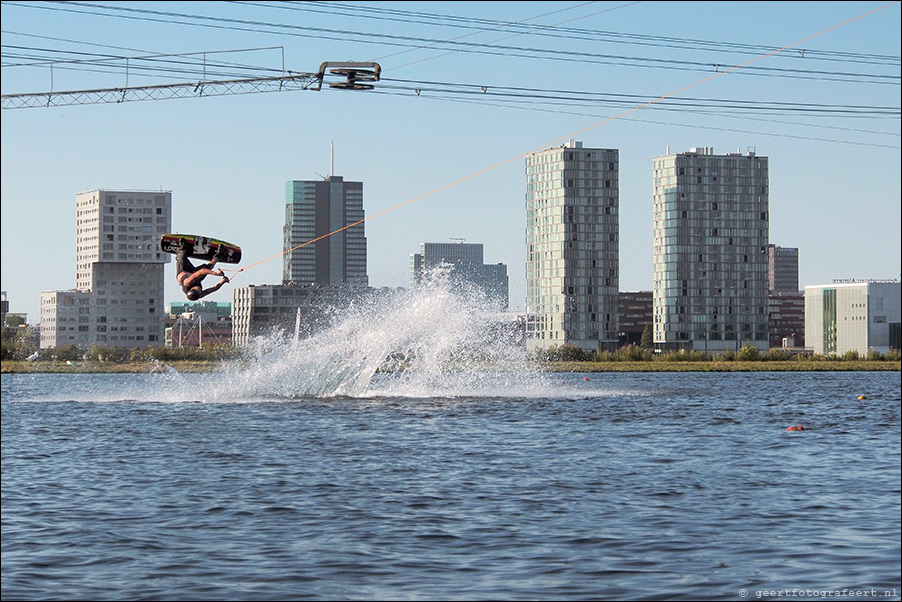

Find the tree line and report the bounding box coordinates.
[3,323,898,364]
[532,343,900,363]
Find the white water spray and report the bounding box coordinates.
[214,267,550,399]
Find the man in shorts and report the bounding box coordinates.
[176,239,230,301]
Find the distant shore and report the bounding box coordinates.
[542,360,900,372]
[1,360,224,374]
[2,359,899,374]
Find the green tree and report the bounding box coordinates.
[5,315,25,329]
[640,324,653,349]
[0,325,39,360]
[736,343,761,361]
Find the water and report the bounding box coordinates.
[3,370,900,601]
[2,280,900,599]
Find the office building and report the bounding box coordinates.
[232,284,388,347]
[768,244,799,294]
[804,281,900,355]
[40,189,171,349]
[283,176,367,287]
[618,291,653,346]
[768,292,805,348]
[652,147,769,351]
[410,242,509,310]
[525,140,620,351]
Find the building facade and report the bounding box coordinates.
[768,292,805,349]
[652,147,769,351]
[410,242,509,310]
[618,291,653,346]
[804,281,901,355]
[525,140,620,351]
[39,290,94,348]
[768,244,799,294]
[164,301,233,347]
[283,176,367,287]
[232,284,391,347]
[41,190,171,349]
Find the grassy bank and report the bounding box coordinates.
[1,360,227,374]
[3,359,899,374]
[543,360,901,372]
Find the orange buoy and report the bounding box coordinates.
[858,395,866,400]
[787,425,805,431]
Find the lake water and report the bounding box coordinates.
[2,370,900,601]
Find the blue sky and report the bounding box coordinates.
[2,1,900,321]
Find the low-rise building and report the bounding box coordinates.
[618,291,652,346]
[804,281,900,355]
[164,302,233,347]
[232,284,393,347]
[768,292,805,349]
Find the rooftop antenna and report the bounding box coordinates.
[330,141,334,177]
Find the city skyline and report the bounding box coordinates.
[2,1,899,322]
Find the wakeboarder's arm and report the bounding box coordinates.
[198,276,229,299]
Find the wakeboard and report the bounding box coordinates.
[160,233,242,264]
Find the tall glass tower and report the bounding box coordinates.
[652,147,769,351]
[283,175,367,287]
[525,140,620,351]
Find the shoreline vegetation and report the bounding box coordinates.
[2,342,899,374]
[2,360,900,375]
[2,360,900,374]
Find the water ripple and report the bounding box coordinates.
[3,371,900,600]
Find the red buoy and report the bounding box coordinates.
[787,425,805,431]
[583,376,590,381]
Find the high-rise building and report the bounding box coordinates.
[409,242,509,310]
[652,147,769,351]
[40,189,171,349]
[525,140,619,351]
[768,244,799,294]
[283,176,367,287]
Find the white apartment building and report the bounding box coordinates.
[40,189,171,349]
